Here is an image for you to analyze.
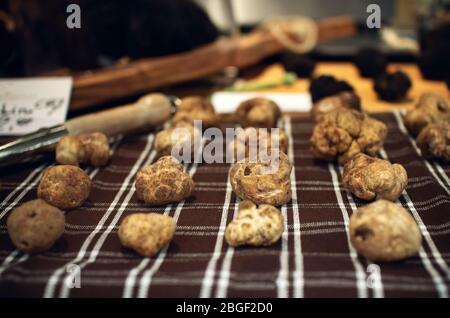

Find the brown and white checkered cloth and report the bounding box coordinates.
[0,113,449,298]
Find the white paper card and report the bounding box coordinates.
[211,92,312,114]
[0,77,72,135]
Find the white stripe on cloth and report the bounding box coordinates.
[285,116,305,298]
[199,171,234,298]
[379,149,449,297]
[275,202,290,298]
[43,133,155,298]
[392,112,450,197]
[214,198,239,298]
[339,167,385,298]
[328,163,368,298]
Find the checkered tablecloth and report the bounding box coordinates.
[0,113,449,298]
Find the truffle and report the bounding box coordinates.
[135,156,195,205]
[416,122,450,162]
[404,92,450,136]
[235,98,282,128]
[374,71,412,102]
[309,75,354,103]
[281,53,316,78]
[229,151,292,206]
[225,201,284,247]
[172,96,217,128]
[118,213,176,257]
[311,91,361,122]
[343,153,408,201]
[7,199,65,253]
[354,47,387,78]
[310,108,387,163]
[37,165,92,210]
[349,200,422,262]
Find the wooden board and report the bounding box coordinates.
[243,62,449,113]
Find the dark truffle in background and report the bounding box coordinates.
[309,75,354,102]
[354,47,387,78]
[374,71,412,102]
[281,53,316,78]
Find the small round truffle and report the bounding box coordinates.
[404,93,450,137]
[311,91,361,122]
[7,199,65,253]
[37,165,92,210]
[135,156,195,205]
[349,200,422,262]
[225,201,284,247]
[354,47,387,78]
[281,53,316,78]
[374,71,412,102]
[56,132,110,167]
[118,213,176,257]
[310,108,387,164]
[309,75,354,103]
[172,96,217,128]
[155,121,200,160]
[228,127,288,161]
[416,122,450,162]
[229,151,292,206]
[235,98,282,128]
[343,153,408,201]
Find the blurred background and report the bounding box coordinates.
[0,0,449,100]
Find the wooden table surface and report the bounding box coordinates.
[237,62,449,113]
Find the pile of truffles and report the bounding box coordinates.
[310,108,387,163]
[5,131,108,253]
[404,93,450,162]
[309,89,421,263]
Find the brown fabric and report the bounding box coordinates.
[0,113,449,298]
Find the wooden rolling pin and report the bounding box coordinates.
[0,93,174,166]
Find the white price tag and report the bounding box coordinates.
[0,77,72,135]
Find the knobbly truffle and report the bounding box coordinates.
[229,152,292,206]
[343,153,408,201]
[118,213,176,257]
[349,200,422,262]
[311,91,361,122]
[416,122,450,162]
[135,156,195,205]
[7,199,65,253]
[235,98,282,128]
[374,71,412,102]
[309,75,354,103]
[310,108,387,164]
[404,93,450,137]
[172,96,217,128]
[38,165,91,210]
[225,201,284,247]
[56,132,110,167]
[155,121,200,160]
[228,127,289,160]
